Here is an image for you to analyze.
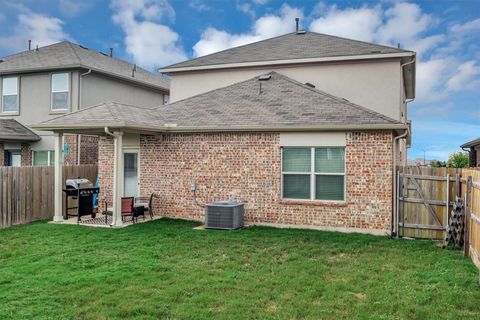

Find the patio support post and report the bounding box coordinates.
[53,132,64,222]
[111,131,124,227]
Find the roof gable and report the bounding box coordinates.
[161,32,411,71]
[0,41,169,91]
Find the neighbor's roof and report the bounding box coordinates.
[0,119,40,142]
[32,72,406,133]
[461,137,480,148]
[0,41,169,91]
[160,31,413,72]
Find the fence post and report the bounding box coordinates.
[445,173,450,232]
[464,176,472,257]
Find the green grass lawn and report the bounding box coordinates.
[0,219,478,320]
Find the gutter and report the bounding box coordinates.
[159,52,415,74]
[32,123,408,133]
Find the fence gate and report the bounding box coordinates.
[397,167,459,239]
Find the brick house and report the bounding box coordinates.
[33,31,415,236]
[0,41,169,166]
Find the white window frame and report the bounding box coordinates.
[32,150,55,166]
[1,76,19,113]
[281,147,346,202]
[50,72,70,112]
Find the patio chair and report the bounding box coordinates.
[121,197,135,223]
[135,193,156,219]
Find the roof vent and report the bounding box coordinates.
[99,52,108,57]
[258,75,271,81]
[295,17,306,34]
[132,64,137,77]
[79,45,89,50]
[305,82,315,88]
[0,60,3,63]
[370,50,382,54]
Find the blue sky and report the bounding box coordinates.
[0,0,479,160]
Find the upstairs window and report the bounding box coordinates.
[282,147,345,201]
[2,77,18,113]
[51,73,70,111]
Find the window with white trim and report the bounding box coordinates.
[282,147,345,201]
[33,150,55,166]
[51,73,70,111]
[2,77,18,113]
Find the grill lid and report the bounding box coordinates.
[65,178,93,189]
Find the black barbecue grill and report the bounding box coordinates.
[63,178,100,223]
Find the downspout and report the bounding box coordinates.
[104,127,117,138]
[392,55,416,237]
[77,69,91,165]
[392,127,409,238]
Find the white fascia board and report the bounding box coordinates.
[159,52,415,74]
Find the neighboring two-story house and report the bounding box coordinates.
[34,31,415,235]
[0,41,169,166]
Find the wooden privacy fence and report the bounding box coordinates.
[0,165,98,228]
[397,166,480,269]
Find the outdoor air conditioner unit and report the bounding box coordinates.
[205,201,244,230]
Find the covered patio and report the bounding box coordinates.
[32,102,167,228]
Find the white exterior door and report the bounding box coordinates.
[123,151,139,197]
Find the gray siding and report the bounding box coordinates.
[81,73,164,108]
[0,69,166,152]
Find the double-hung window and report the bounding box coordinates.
[33,151,55,166]
[282,147,345,201]
[2,77,18,113]
[51,73,70,111]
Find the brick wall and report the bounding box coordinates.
[63,134,99,165]
[97,131,394,232]
[79,135,99,165]
[20,143,32,166]
[63,134,78,165]
[98,136,114,207]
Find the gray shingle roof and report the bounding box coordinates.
[35,101,166,130]
[0,41,169,91]
[162,31,410,71]
[160,71,401,128]
[0,119,40,141]
[33,72,404,132]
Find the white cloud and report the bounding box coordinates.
[236,2,256,19]
[0,12,69,53]
[189,0,212,12]
[376,2,434,45]
[446,60,480,91]
[415,59,447,100]
[110,0,186,68]
[252,0,269,5]
[309,6,382,42]
[450,18,480,34]
[58,0,91,17]
[193,4,302,57]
